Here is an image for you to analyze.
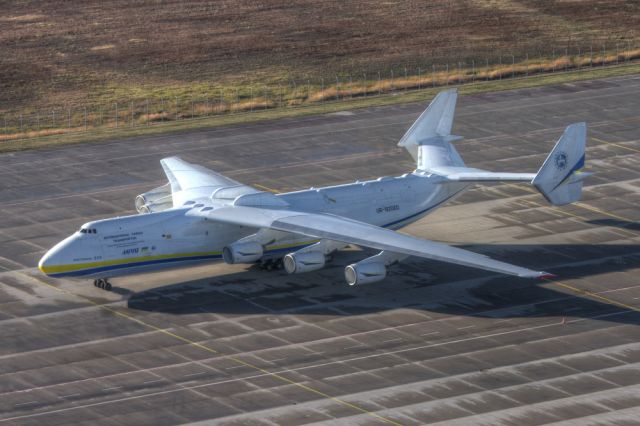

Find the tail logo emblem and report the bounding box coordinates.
[554,151,568,170]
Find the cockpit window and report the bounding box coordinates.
[79,228,97,234]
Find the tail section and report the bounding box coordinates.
[398,89,466,170]
[532,122,589,205]
[398,90,589,206]
[412,122,589,206]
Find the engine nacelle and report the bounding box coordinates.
[283,251,325,274]
[136,184,173,214]
[345,261,387,286]
[222,242,264,264]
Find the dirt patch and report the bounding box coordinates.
[0,0,638,111]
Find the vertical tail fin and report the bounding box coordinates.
[398,89,465,170]
[532,122,589,205]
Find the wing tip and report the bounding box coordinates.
[537,272,557,280]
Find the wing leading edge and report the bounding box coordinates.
[188,206,549,278]
[160,157,242,193]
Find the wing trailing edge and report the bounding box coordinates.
[187,206,548,279]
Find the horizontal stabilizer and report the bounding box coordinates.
[429,166,536,182]
[425,123,589,208]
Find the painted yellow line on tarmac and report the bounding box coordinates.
[252,183,282,193]
[23,274,401,426]
[504,183,639,238]
[547,278,640,315]
[592,137,640,154]
[574,202,637,224]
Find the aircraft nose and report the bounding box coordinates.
[38,248,57,276]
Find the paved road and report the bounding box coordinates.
[0,75,639,425]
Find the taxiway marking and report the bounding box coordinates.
[592,136,640,154]
[15,276,401,426]
[252,183,281,194]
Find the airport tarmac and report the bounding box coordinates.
[0,75,639,425]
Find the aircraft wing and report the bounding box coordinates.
[188,206,549,278]
[160,156,261,206]
[160,156,243,192]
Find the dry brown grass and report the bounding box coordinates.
[3,47,639,141]
[0,127,80,141]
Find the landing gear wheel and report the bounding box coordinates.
[274,258,284,270]
[93,279,112,291]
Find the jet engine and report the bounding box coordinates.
[283,251,325,274]
[345,261,387,286]
[136,183,173,214]
[223,241,264,264]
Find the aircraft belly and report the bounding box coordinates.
[81,255,222,278]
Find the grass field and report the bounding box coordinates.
[2,60,639,154]
[1,0,639,113]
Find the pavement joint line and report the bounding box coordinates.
[504,183,639,238]
[6,271,640,408]
[592,136,640,154]
[20,274,402,426]
[574,202,638,225]
[546,279,640,315]
[2,149,396,208]
[2,305,634,424]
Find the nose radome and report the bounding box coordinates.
[38,249,56,275]
[39,235,75,276]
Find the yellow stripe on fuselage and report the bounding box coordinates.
[39,239,320,275]
[39,250,223,275]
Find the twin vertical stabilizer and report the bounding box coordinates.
[532,122,589,205]
[399,90,590,206]
[397,89,465,170]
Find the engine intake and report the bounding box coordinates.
[223,242,263,264]
[345,261,387,286]
[283,251,325,274]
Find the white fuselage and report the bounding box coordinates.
[38,172,468,279]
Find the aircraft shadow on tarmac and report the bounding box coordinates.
[587,219,640,232]
[126,244,640,326]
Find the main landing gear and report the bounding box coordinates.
[259,258,284,271]
[93,278,112,291]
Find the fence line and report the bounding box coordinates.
[1,43,639,142]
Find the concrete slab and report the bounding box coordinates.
[0,75,639,425]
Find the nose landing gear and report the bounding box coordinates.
[93,278,112,291]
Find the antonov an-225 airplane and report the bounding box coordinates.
[39,89,589,291]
